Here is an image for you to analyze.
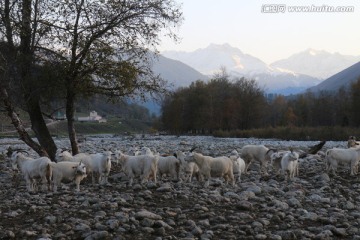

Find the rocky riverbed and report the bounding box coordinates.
[0,135,359,240]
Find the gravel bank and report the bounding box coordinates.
[0,135,359,240]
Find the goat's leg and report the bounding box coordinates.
[53,183,58,192]
[261,160,269,176]
[204,174,210,187]
[104,172,109,184]
[332,162,338,176]
[75,178,81,191]
[244,158,253,174]
[92,173,96,185]
[98,173,103,185]
[229,172,235,186]
[152,171,157,184]
[186,172,192,182]
[128,176,134,186]
[24,176,32,192]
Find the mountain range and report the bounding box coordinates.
[151,54,208,88]
[308,61,360,93]
[146,43,360,114]
[271,49,360,79]
[160,43,360,95]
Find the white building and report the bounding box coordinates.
[77,111,107,123]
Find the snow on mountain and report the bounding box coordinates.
[162,43,321,95]
[271,49,360,79]
[230,70,321,95]
[163,43,269,75]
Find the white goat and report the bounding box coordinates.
[10,151,52,192]
[139,147,180,181]
[348,136,360,148]
[50,161,87,192]
[55,149,91,164]
[56,149,112,185]
[229,150,245,183]
[115,151,159,186]
[175,151,201,182]
[270,150,288,175]
[141,146,156,156]
[127,147,141,156]
[87,151,112,185]
[325,148,360,176]
[187,152,235,187]
[232,157,245,183]
[240,145,276,175]
[280,150,299,181]
[156,154,181,181]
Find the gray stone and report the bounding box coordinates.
[135,210,162,220]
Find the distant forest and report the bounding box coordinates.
[75,95,155,122]
[160,72,360,135]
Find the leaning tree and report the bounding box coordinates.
[0,0,182,158]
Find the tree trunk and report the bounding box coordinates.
[299,141,326,158]
[0,87,48,157]
[66,90,79,154]
[27,97,57,160]
[18,0,57,160]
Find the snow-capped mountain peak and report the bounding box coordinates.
[163,43,269,76]
[271,49,360,79]
[161,43,359,95]
[308,49,317,56]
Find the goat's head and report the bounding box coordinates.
[113,150,122,159]
[103,151,113,162]
[10,150,28,170]
[6,147,25,158]
[349,136,356,140]
[140,147,153,155]
[114,150,127,164]
[127,147,139,156]
[230,149,239,157]
[181,151,195,163]
[10,152,19,170]
[192,152,203,162]
[287,151,299,161]
[55,149,72,161]
[74,162,87,176]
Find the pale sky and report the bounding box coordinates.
[159,0,360,64]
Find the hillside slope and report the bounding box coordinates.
[307,61,360,93]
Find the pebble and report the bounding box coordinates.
[0,135,356,239]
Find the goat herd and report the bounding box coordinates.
[4,135,360,193]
